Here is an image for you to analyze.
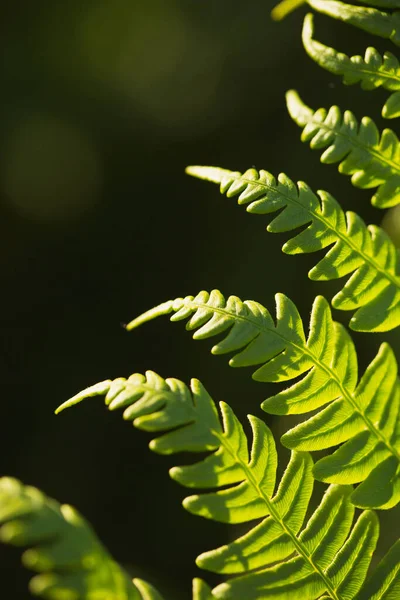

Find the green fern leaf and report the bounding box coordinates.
[271,0,308,21]
[193,579,214,600]
[0,477,160,600]
[306,0,400,46]
[121,291,400,508]
[355,539,400,599]
[271,0,400,22]
[286,90,400,208]
[57,372,386,599]
[302,13,400,119]
[57,370,222,455]
[185,166,400,331]
[131,580,165,600]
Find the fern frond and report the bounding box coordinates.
[186,166,400,332]
[306,0,400,47]
[302,13,400,119]
[123,291,400,508]
[56,370,222,455]
[0,477,160,600]
[286,90,400,208]
[57,372,387,599]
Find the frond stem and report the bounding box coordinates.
[213,428,342,599]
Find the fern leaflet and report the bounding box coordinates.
[286,89,400,208]
[122,291,400,509]
[57,371,394,599]
[338,0,400,7]
[356,539,400,599]
[271,0,309,21]
[302,13,400,120]
[0,477,162,600]
[186,165,400,332]
[193,579,214,600]
[306,0,400,47]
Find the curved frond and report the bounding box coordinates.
[186,165,400,332]
[286,90,400,208]
[271,0,400,22]
[306,0,400,47]
[0,477,160,600]
[122,291,400,509]
[57,372,385,599]
[302,13,400,119]
[56,370,222,455]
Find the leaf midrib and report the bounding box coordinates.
[336,61,400,88]
[213,429,342,600]
[308,38,400,89]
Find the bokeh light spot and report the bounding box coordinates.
[79,0,223,133]
[1,115,101,222]
[381,204,400,248]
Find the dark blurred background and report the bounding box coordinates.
[2,1,400,598]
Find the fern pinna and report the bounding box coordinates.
[0,476,215,599]
[300,13,400,120]
[282,3,400,210]
[286,88,400,209]
[185,165,400,333]
[0,477,164,600]
[56,371,400,599]
[305,0,400,47]
[124,291,400,510]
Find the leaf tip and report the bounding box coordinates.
[186,165,204,178]
[271,0,307,21]
[182,494,199,513]
[185,166,225,184]
[125,300,175,331]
